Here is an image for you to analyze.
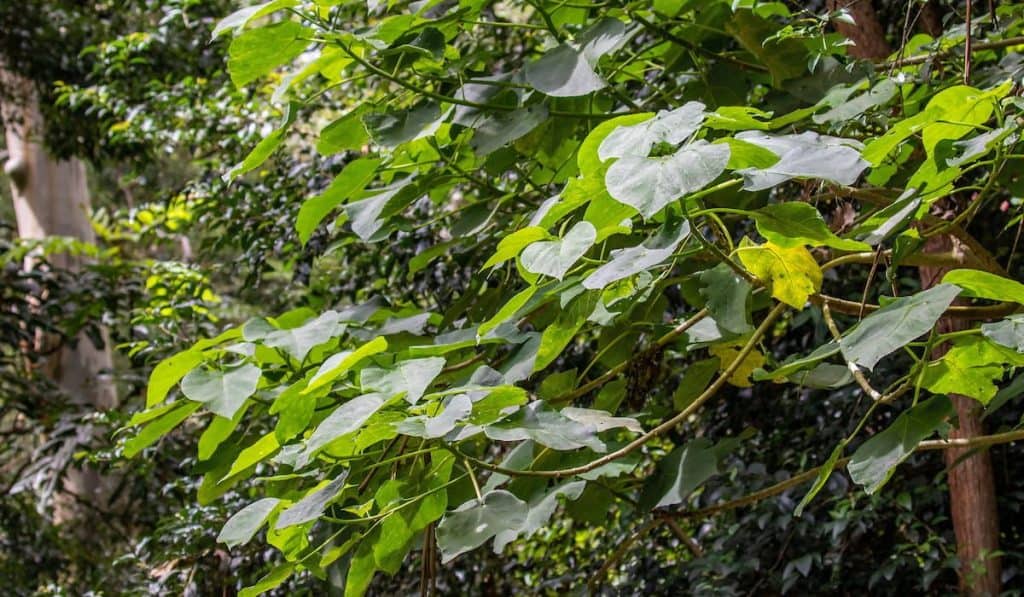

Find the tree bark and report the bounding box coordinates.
[920,234,1001,597]
[1,67,118,517]
[827,0,891,59]
[825,3,1002,592]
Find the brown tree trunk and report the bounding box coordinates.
[826,3,1002,592]
[827,0,891,59]
[1,67,118,517]
[920,234,1001,597]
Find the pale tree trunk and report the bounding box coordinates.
[1,67,118,518]
[825,3,1002,594]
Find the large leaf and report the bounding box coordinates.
[840,284,961,371]
[212,0,297,38]
[396,394,473,438]
[276,473,350,529]
[218,498,281,548]
[296,158,380,245]
[943,269,1024,303]
[250,311,347,362]
[735,239,822,308]
[699,263,753,335]
[752,202,869,251]
[848,396,953,494]
[920,338,1015,404]
[524,18,626,97]
[360,357,446,404]
[639,438,726,509]
[982,315,1024,352]
[604,140,730,219]
[228,21,310,87]
[303,393,388,457]
[583,219,691,289]
[492,481,586,551]
[181,363,261,419]
[597,102,706,161]
[520,221,596,280]
[484,402,628,452]
[305,337,388,393]
[435,490,528,563]
[734,131,868,191]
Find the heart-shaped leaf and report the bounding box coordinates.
[520,221,596,280]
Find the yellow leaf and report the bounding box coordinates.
[709,344,766,388]
[735,239,821,308]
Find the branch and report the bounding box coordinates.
[453,303,788,478]
[880,35,1024,69]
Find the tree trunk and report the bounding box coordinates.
[827,0,891,59]
[1,67,118,517]
[920,234,1002,596]
[825,3,1002,592]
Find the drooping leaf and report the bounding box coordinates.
[982,315,1024,352]
[492,481,586,551]
[296,158,380,245]
[583,219,691,289]
[218,498,281,548]
[276,473,349,529]
[848,396,953,494]
[639,438,729,509]
[305,337,388,393]
[226,104,297,181]
[840,284,961,371]
[396,394,473,438]
[699,263,753,335]
[303,393,387,457]
[124,401,201,458]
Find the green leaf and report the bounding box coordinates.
[217,498,281,548]
[848,395,953,494]
[734,132,868,191]
[147,327,243,407]
[840,284,961,371]
[735,239,822,309]
[921,338,1009,404]
[583,219,691,289]
[303,393,387,457]
[238,563,294,597]
[470,105,550,155]
[752,202,870,251]
[255,311,347,362]
[363,102,442,148]
[524,18,625,97]
[224,431,280,479]
[483,227,550,269]
[943,269,1024,303]
[212,0,297,38]
[673,358,720,411]
[794,442,846,517]
[342,180,412,241]
[605,140,729,219]
[305,337,388,394]
[813,78,897,124]
[124,401,201,458]
[397,393,473,438]
[316,107,370,155]
[199,403,251,461]
[436,490,528,563]
[484,402,633,452]
[699,263,753,335]
[639,438,728,509]
[534,291,598,371]
[276,473,349,529]
[520,221,596,280]
[478,286,537,338]
[360,357,446,404]
[597,102,706,161]
[982,315,1024,352]
[726,9,808,86]
[181,363,261,419]
[579,112,654,174]
[226,104,297,181]
[717,137,781,170]
[228,20,310,87]
[492,481,586,551]
[851,189,921,246]
[297,158,380,245]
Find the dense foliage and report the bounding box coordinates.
[5,0,1024,594]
